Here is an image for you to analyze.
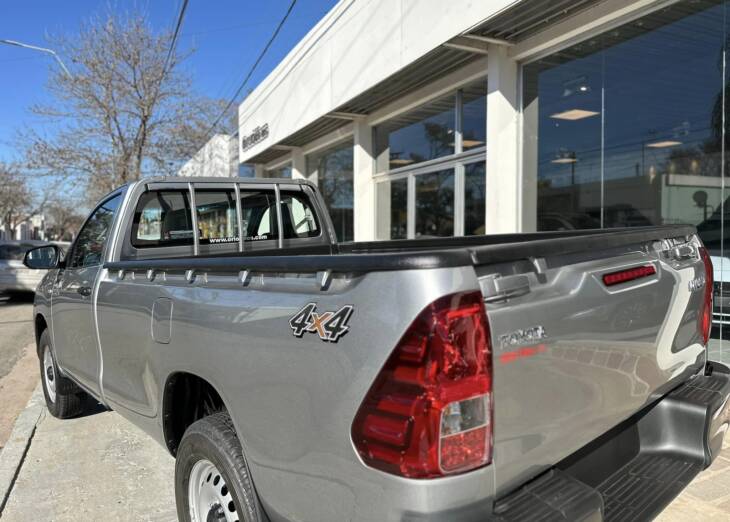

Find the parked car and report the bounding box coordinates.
[24,177,730,522]
[0,240,69,296]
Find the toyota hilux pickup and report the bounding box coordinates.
[24,176,730,522]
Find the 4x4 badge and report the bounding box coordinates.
[289,303,354,342]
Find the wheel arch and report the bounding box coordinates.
[34,312,49,352]
[162,371,231,456]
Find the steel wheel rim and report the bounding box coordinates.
[188,458,239,522]
[43,345,56,403]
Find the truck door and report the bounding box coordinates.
[52,193,122,394]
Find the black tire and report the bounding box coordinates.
[175,412,264,522]
[38,329,87,419]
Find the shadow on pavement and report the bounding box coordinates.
[0,292,35,305]
[75,399,111,419]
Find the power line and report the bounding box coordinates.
[200,0,298,147]
[164,0,190,74]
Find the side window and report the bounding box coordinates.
[68,194,122,268]
[131,190,193,248]
[195,190,238,245]
[280,191,320,239]
[240,190,278,241]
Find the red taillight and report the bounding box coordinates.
[351,291,492,478]
[602,265,656,286]
[700,247,713,345]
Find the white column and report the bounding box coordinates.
[291,147,306,180]
[486,44,521,234]
[353,118,376,241]
[254,163,265,178]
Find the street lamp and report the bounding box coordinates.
[0,39,72,78]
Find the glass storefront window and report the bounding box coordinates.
[267,165,292,179]
[523,0,729,361]
[307,142,354,242]
[374,78,487,240]
[464,162,486,235]
[375,95,456,170]
[525,1,725,231]
[415,169,455,237]
[462,83,488,152]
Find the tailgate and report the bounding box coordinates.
[482,234,708,497]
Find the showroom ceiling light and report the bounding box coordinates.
[390,158,415,166]
[646,140,682,148]
[462,139,485,148]
[449,139,485,148]
[550,109,600,121]
[551,157,578,164]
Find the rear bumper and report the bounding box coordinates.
[493,362,730,521]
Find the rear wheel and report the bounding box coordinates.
[175,412,263,522]
[38,329,87,419]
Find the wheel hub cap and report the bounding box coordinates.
[43,346,56,403]
[188,459,239,522]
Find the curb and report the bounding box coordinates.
[0,382,44,514]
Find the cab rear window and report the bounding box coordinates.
[131,190,194,248]
[130,186,321,249]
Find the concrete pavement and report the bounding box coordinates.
[0,295,41,451]
[0,294,34,381]
[1,404,176,521]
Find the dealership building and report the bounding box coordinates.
[236,0,728,246]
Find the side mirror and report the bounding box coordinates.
[23,245,61,270]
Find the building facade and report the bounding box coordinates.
[237,0,730,356]
[179,134,239,178]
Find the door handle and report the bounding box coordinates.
[77,286,92,297]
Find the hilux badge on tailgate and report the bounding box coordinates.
[289,303,354,342]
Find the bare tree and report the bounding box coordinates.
[20,11,228,202]
[0,163,46,239]
[44,199,86,241]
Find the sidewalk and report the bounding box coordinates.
[0,399,176,521]
[0,392,729,521]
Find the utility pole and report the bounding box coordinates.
[0,39,72,78]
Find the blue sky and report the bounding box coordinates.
[0,0,337,162]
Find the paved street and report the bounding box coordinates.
[0,294,34,380]
[0,294,38,451]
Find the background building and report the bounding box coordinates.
[178,133,239,178]
[237,0,730,245]
[236,0,730,359]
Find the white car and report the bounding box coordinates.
[0,240,69,295]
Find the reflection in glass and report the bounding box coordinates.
[526,1,725,231]
[376,95,455,170]
[195,190,238,243]
[415,170,454,237]
[240,191,278,240]
[307,142,354,242]
[523,0,729,360]
[133,191,192,247]
[462,83,487,151]
[464,162,486,235]
[267,165,292,179]
[390,178,408,240]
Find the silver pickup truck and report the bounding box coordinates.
[23,177,730,522]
